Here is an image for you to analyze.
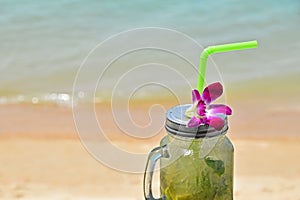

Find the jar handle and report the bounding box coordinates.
[143,145,168,200]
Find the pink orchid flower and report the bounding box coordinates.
[185,82,232,130]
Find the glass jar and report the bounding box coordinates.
[144,104,234,200]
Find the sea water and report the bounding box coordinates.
[0,0,299,105]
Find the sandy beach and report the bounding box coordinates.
[1,85,300,200]
[0,136,300,200]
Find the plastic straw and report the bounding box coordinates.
[197,40,258,92]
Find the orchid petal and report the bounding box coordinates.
[207,116,225,130]
[202,82,223,104]
[187,116,203,128]
[192,89,202,103]
[197,100,206,116]
[209,104,232,115]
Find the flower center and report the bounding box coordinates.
[198,100,207,116]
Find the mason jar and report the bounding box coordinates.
[144,104,234,200]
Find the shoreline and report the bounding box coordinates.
[1,71,300,106]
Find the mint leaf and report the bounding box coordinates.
[204,157,225,176]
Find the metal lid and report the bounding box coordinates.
[165,104,228,138]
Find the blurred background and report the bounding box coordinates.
[0,0,299,199]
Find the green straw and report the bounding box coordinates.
[197,40,258,92]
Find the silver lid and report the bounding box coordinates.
[165,104,228,138]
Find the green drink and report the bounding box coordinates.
[144,104,234,200]
[160,134,233,199]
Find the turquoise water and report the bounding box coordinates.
[0,0,299,104]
